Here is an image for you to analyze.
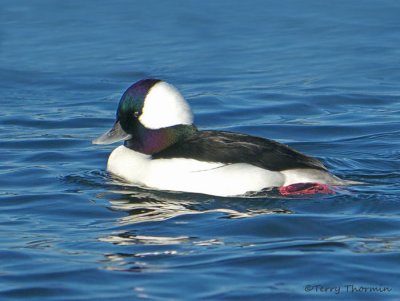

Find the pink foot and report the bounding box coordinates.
[278,182,335,196]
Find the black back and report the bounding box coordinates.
[152,130,327,172]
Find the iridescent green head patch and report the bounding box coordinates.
[117,79,160,131]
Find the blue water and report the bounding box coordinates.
[1,0,399,300]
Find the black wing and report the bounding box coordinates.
[152,130,327,172]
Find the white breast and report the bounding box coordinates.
[107,145,285,197]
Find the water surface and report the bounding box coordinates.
[1,1,399,300]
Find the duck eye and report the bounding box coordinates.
[133,111,140,118]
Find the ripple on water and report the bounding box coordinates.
[1,0,400,300]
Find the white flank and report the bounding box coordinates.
[281,168,345,186]
[107,146,285,197]
[139,81,193,129]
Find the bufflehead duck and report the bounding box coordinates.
[93,79,352,197]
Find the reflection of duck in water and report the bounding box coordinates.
[93,79,357,197]
[107,189,292,225]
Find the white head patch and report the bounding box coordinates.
[139,81,193,129]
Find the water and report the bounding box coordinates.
[1,0,399,300]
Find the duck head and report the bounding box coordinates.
[93,79,195,154]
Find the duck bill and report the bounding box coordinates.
[92,120,132,145]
